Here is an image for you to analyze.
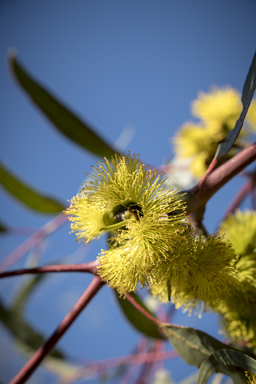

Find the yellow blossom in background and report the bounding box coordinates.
[247,100,256,129]
[215,210,256,351]
[219,210,256,256]
[192,87,241,126]
[215,260,256,352]
[173,87,256,178]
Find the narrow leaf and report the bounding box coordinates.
[115,291,164,339]
[0,161,65,213]
[160,324,228,368]
[161,324,247,384]
[197,349,256,384]
[0,220,7,233]
[11,274,45,315]
[0,299,65,359]
[9,53,118,158]
[215,51,256,159]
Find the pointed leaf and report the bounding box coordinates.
[160,324,228,368]
[0,161,65,213]
[161,324,247,384]
[0,299,65,359]
[11,274,45,315]
[0,220,7,233]
[215,51,256,159]
[9,53,117,158]
[115,291,164,339]
[197,349,256,384]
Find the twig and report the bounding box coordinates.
[0,260,98,279]
[192,142,256,210]
[9,275,105,384]
[6,227,38,237]
[118,340,149,384]
[222,179,253,220]
[59,349,178,384]
[134,342,156,384]
[125,293,162,327]
[0,212,68,272]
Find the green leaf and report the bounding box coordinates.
[0,220,7,233]
[161,324,229,368]
[11,274,45,316]
[0,298,65,359]
[215,51,256,159]
[115,291,165,340]
[9,53,118,158]
[161,324,247,384]
[197,349,256,384]
[0,161,65,213]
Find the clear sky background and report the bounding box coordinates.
[0,1,256,383]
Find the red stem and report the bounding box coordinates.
[9,275,105,384]
[0,213,68,272]
[61,350,178,384]
[222,179,253,220]
[125,293,161,327]
[193,142,256,209]
[0,261,98,279]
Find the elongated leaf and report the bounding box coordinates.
[161,324,246,384]
[197,349,256,384]
[11,274,45,315]
[0,220,7,233]
[115,291,164,339]
[161,324,228,368]
[215,51,256,159]
[0,298,65,359]
[0,161,65,213]
[9,53,117,158]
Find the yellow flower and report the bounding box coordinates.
[214,211,256,351]
[247,100,256,129]
[192,87,242,127]
[216,278,256,351]
[151,235,237,312]
[66,153,188,295]
[65,194,105,243]
[98,224,192,296]
[219,210,256,256]
[173,87,256,178]
[245,371,256,384]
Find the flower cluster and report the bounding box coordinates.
[151,234,237,314]
[66,153,190,295]
[172,87,256,177]
[215,210,256,351]
[66,154,238,307]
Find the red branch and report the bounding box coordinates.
[0,212,68,272]
[0,260,98,279]
[60,350,178,384]
[125,293,162,327]
[222,178,253,219]
[193,142,256,209]
[9,275,105,384]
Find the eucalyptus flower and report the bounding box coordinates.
[219,210,256,256]
[172,87,256,178]
[215,211,256,350]
[66,153,188,295]
[216,274,256,351]
[151,235,237,313]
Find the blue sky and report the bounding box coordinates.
[0,1,256,383]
